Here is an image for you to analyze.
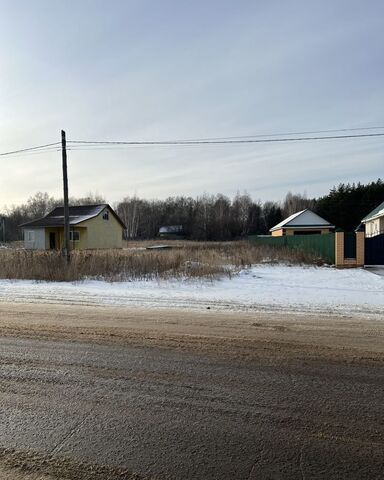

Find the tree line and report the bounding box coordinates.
[1,179,383,242]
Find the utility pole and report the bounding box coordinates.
[1,217,5,243]
[61,130,70,263]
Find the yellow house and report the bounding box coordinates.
[21,204,126,250]
[270,209,334,236]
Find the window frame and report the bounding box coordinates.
[69,230,80,242]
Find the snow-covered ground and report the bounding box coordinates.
[0,265,383,317]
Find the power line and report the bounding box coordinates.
[67,132,384,147]
[0,147,61,159]
[0,142,61,157]
[143,125,384,142]
[1,128,384,158]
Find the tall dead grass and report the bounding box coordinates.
[0,241,324,282]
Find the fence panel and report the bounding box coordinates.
[248,233,335,263]
[365,233,384,265]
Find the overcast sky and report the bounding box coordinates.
[1,0,383,208]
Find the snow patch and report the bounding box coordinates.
[0,265,383,317]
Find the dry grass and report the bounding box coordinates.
[0,241,323,282]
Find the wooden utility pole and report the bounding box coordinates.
[61,130,70,263]
[1,217,5,243]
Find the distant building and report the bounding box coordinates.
[360,201,384,237]
[159,225,185,239]
[269,209,334,236]
[21,204,126,250]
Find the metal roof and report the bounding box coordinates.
[20,204,126,228]
[361,201,384,223]
[270,209,334,232]
[159,225,183,233]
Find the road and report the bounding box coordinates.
[0,303,383,479]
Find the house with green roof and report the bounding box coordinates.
[361,201,384,237]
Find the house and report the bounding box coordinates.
[21,204,126,250]
[159,225,185,239]
[360,201,384,237]
[269,209,334,236]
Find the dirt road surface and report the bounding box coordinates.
[0,302,383,479]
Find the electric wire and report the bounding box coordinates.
[67,132,384,147]
[136,125,384,142]
[0,142,61,157]
[1,127,384,157]
[0,148,61,159]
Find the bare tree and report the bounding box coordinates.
[282,192,315,217]
[118,196,142,239]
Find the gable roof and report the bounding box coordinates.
[361,201,384,223]
[270,209,334,232]
[20,204,126,229]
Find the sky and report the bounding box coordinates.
[0,0,383,209]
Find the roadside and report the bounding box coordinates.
[0,302,383,362]
[364,265,384,276]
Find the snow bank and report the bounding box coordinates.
[0,265,383,317]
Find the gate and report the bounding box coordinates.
[365,233,384,265]
[344,232,356,259]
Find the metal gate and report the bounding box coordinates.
[344,232,356,259]
[365,233,384,265]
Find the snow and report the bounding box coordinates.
[0,265,383,317]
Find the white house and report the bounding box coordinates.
[361,201,384,237]
[270,209,334,236]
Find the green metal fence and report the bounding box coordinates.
[248,233,335,263]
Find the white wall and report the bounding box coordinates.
[365,218,382,237]
[24,228,46,249]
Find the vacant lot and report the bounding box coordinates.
[0,240,322,281]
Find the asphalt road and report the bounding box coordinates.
[0,319,383,480]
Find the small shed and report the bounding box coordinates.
[21,204,126,250]
[159,225,184,239]
[270,209,334,236]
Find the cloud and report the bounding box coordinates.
[0,0,383,208]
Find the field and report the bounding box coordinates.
[0,240,323,282]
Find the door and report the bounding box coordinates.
[49,232,56,249]
[344,232,356,259]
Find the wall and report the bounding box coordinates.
[272,227,332,236]
[365,218,383,237]
[44,227,88,250]
[24,228,45,249]
[287,228,332,235]
[81,208,123,249]
[335,231,365,267]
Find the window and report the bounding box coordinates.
[69,231,80,241]
[27,230,34,241]
[102,210,109,220]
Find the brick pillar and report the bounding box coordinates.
[355,231,365,266]
[335,231,345,267]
